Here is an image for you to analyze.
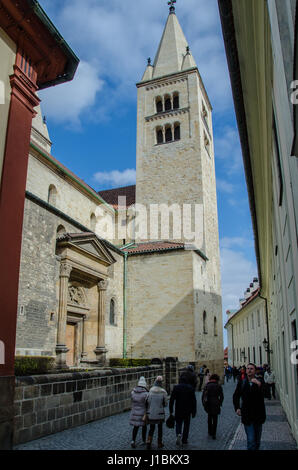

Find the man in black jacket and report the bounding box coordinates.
[233,363,266,450]
[169,376,197,446]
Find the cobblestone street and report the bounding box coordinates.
[14,380,297,451]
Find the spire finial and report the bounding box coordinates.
[168,0,176,14]
[147,57,151,66]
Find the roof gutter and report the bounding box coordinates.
[27,0,79,88]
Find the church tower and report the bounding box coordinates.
[135,3,221,284]
[128,3,223,373]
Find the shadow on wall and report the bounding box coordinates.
[127,288,223,376]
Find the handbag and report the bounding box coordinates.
[166,414,175,429]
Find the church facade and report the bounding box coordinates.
[16,6,223,376]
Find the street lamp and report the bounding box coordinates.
[262,338,273,354]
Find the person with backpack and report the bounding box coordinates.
[169,375,197,447]
[179,364,198,390]
[198,365,206,391]
[202,374,224,439]
[233,363,266,450]
[129,376,149,448]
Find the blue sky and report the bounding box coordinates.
[37,0,258,347]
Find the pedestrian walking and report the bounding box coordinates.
[203,368,211,387]
[146,376,168,449]
[169,375,197,447]
[264,368,276,400]
[198,365,206,391]
[232,366,238,382]
[202,374,224,440]
[233,363,266,450]
[179,364,198,390]
[237,365,246,382]
[129,376,149,448]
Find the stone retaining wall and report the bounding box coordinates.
[13,365,163,445]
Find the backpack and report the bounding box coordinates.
[202,387,209,412]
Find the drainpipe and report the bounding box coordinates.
[121,242,134,359]
[259,295,271,366]
[123,251,128,359]
[231,323,234,367]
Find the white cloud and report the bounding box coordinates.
[214,126,243,175]
[93,169,136,188]
[220,246,257,316]
[39,61,104,128]
[216,179,234,194]
[220,237,254,250]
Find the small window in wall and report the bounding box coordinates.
[165,95,171,111]
[156,97,163,113]
[204,133,210,156]
[48,184,57,205]
[165,125,172,142]
[257,310,260,327]
[174,123,180,141]
[156,127,163,144]
[248,347,250,362]
[247,317,249,331]
[90,213,96,232]
[214,317,218,336]
[110,299,116,325]
[253,346,256,363]
[57,225,66,237]
[259,346,262,365]
[173,93,179,109]
[203,311,207,334]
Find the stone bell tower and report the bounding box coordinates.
[135,2,221,271]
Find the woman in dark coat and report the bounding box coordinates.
[129,376,149,448]
[202,374,224,439]
[169,375,197,446]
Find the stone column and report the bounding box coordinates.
[56,263,72,368]
[94,280,108,365]
[81,315,87,361]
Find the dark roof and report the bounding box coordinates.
[98,185,136,209]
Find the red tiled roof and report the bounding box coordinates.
[98,185,136,209]
[122,241,185,255]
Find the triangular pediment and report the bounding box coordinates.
[57,233,116,266]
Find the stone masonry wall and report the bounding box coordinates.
[13,365,164,445]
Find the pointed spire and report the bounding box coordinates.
[152,9,197,79]
[182,45,196,71]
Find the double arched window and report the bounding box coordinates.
[155,92,180,114]
[155,122,181,145]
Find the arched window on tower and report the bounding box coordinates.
[174,122,180,141]
[156,127,163,144]
[173,92,179,109]
[203,311,207,334]
[156,97,163,113]
[165,125,173,142]
[48,184,57,205]
[164,94,172,111]
[110,299,116,325]
[90,213,96,232]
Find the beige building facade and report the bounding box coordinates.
[219,0,298,444]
